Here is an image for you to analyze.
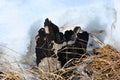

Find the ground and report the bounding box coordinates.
[0,45,120,80]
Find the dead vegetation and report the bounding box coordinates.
[0,45,120,80]
[28,45,120,80]
[0,72,20,80]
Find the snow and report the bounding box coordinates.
[0,0,120,66]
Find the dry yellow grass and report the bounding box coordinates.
[0,72,20,80]
[26,45,120,80]
[0,45,120,80]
